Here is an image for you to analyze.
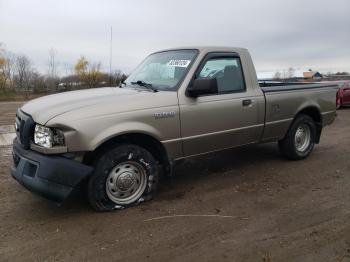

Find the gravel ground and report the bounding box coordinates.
[0,102,23,126]
[0,102,350,262]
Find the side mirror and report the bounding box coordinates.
[187,78,218,97]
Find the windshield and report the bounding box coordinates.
[125,49,198,91]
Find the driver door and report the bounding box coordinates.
[179,53,264,157]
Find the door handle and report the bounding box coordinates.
[242,99,253,107]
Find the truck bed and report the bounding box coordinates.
[259,82,338,142]
[259,81,339,93]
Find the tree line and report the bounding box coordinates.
[0,44,127,96]
[272,67,349,81]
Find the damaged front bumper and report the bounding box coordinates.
[10,139,93,203]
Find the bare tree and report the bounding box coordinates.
[62,63,74,89]
[48,48,57,77]
[287,67,295,79]
[6,54,15,83]
[1,43,129,95]
[0,45,6,89]
[47,48,59,91]
[335,71,350,75]
[15,55,32,97]
[74,57,103,88]
[273,71,282,80]
[30,70,46,92]
[86,62,103,88]
[281,70,288,81]
[0,43,14,89]
[112,69,126,85]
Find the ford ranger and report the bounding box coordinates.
[11,47,337,211]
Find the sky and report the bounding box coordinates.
[1,0,349,75]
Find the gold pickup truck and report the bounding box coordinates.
[11,47,337,211]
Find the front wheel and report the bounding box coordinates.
[278,114,317,160]
[87,144,158,211]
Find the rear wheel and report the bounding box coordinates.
[88,144,158,211]
[278,114,317,160]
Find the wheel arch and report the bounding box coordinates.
[294,106,322,143]
[83,132,172,175]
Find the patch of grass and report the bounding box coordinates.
[0,90,16,102]
[0,90,48,102]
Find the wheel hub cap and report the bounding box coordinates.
[116,172,135,191]
[106,161,147,205]
[294,124,311,152]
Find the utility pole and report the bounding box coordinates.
[109,26,113,86]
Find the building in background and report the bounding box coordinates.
[302,71,323,80]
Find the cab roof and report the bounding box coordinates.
[153,46,248,54]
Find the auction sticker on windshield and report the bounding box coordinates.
[167,60,191,67]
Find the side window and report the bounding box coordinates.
[198,57,245,93]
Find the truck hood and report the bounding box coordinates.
[21,87,179,124]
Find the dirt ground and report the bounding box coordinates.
[0,102,350,262]
[0,102,24,126]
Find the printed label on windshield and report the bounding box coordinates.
[167,60,191,68]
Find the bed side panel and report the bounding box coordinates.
[262,87,336,141]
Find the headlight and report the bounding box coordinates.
[34,124,65,148]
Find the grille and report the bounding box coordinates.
[15,113,22,143]
[15,109,35,149]
[12,151,20,167]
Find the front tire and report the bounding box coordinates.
[278,114,317,160]
[88,144,158,211]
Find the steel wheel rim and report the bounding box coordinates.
[106,161,147,205]
[294,124,311,152]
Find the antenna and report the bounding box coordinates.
[109,26,113,86]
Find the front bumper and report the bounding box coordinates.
[11,139,93,203]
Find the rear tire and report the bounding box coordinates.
[88,144,158,211]
[278,114,317,160]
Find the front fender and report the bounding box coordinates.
[90,121,163,151]
[46,104,182,155]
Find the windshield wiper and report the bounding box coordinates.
[130,80,158,92]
